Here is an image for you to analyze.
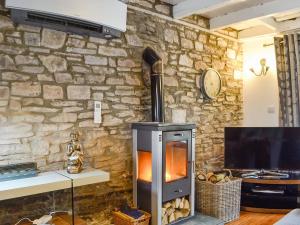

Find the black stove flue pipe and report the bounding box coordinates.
[143,47,165,123]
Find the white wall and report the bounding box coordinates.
[242,37,280,127]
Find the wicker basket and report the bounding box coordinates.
[113,210,151,225]
[196,171,242,223]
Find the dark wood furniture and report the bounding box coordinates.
[240,174,300,213]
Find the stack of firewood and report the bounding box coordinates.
[197,170,232,184]
[161,197,190,225]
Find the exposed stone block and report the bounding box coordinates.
[66,47,97,55]
[227,48,237,59]
[22,106,59,113]
[106,78,124,85]
[11,114,45,123]
[84,55,108,65]
[117,59,137,68]
[0,123,33,140]
[195,42,204,51]
[78,112,93,119]
[179,54,193,67]
[121,97,140,105]
[98,46,127,57]
[0,143,31,156]
[79,120,99,128]
[125,34,143,47]
[102,115,122,126]
[15,55,39,65]
[21,66,44,74]
[0,86,9,99]
[0,44,25,55]
[11,82,41,97]
[66,37,86,48]
[164,29,179,44]
[37,74,54,82]
[41,28,66,49]
[0,16,14,30]
[43,85,64,100]
[50,113,77,123]
[24,32,40,46]
[172,109,186,123]
[86,74,105,84]
[155,4,170,15]
[67,86,91,100]
[31,138,49,156]
[0,54,15,70]
[181,38,194,49]
[39,55,67,73]
[54,73,73,83]
[164,76,178,87]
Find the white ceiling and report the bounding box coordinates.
[162,0,300,40]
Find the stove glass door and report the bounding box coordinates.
[137,150,152,182]
[163,130,191,202]
[165,141,187,182]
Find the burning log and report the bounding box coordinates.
[162,197,191,225]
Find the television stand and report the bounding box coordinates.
[241,170,290,179]
[240,173,300,213]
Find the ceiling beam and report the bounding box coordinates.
[210,0,300,30]
[259,18,279,31]
[275,12,300,22]
[173,0,244,19]
[160,0,183,5]
[277,17,300,33]
[238,17,300,40]
[238,25,277,40]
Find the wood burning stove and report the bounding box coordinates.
[132,123,196,225]
[133,47,196,224]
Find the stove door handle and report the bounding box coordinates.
[173,133,184,137]
[175,189,183,193]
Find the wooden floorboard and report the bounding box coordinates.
[227,211,285,225]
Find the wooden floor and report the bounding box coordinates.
[227,211,285,225]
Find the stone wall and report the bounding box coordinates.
[0,1,243,224]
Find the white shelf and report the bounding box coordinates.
[56,169,110,187]
[0,169,110,201]
[0,172,71,201]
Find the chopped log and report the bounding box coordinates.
[175,198,181,208]
[171,200,176,209]
[197,173,206,181]
[209,173,226,184]
[162,198,191,224]
[174,210,183,220]
[207,172,214,180]
[164,202,172,208]
[181,209,190,217]
[183,199,190,209]
[166,207,175,216]
[162,207,166,216]
[169,213,175,223]
[162,214,168,225]
[179,197,184,208]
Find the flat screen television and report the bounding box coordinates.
[225,127,300,170]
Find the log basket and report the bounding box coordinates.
[113,210,151,225]
[196,169,242,223]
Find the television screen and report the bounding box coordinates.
[225,127,300,170]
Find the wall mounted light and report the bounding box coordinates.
[249,58,270,76]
